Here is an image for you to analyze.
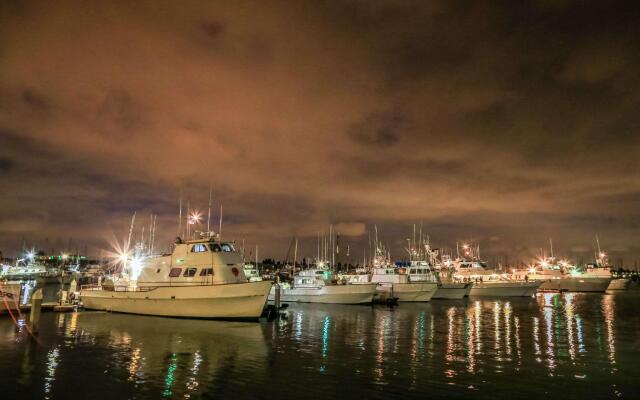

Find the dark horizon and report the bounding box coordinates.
[1,1,639,264]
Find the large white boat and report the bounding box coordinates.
[269,265,378,304]
[411,239,471,300]
[450,254,540,297]
[0,281,21,314]
[527,254,612,293]
[81,233,272,319]
[1,255,50,280]
[525,238,613,292]
[369,265,438,302]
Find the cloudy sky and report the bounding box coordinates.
[1,1,639,265]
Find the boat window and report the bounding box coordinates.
[183,268,197,277]
[191,244,208,253]
[199,268,214,276]
[169,268,182,277]
[221,243,234,252]
[209,243,222,252]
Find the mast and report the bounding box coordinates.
[412,224,416,260]
[150,215,157,255]
[127,212,136,253]
[207,184,212,232]
[549,238,554,259]
[292,237,298,276]
[186,200,191,239]
[178,194,182,237]
[219,204,223,240]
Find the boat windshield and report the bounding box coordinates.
[208,243,235,252]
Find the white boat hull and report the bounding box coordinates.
[470,281,540,297]
[269,284,377,304]
[0,283,21,313]
[432,283,472,299]
[607,278,630,291]
[81,281,272,319]
[376,282,438,302]
[537,277,612,292]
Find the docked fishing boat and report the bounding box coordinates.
[369,265,438,302]
[405,260,469,300]
[449,243,540,297]
[269,265,378,304]
[80,232,272,319]
[526,238,613,292]
[0,281,21,314]
[0,256,50,280]
[528,261,613,292]
[243,263,263,282]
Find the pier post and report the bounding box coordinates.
[29,288,43,334]
[274,275,281,310]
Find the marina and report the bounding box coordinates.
[3,1,640,399]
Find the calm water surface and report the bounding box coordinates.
[1,292,639,399]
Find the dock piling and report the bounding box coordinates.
[29,288,43,334]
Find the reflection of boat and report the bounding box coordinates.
[81,232,272,319]
[269,266,378,304]
[58,312,268,398]
[0,282,21,313]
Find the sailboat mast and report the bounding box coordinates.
[293,238,298,276]
[219,204,222,240]
[207,184,212,232]
[178,195,182,238]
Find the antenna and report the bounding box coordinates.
[178,193,182,237]
[218,204,222,240]
[186,200,191,239]
[207,184,212,232]
[293,237,298,276]
[127,212,136,253]
[150,215,157,255]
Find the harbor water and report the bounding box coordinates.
[1,292,639,399]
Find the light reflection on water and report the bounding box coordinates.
[1,292,639,399]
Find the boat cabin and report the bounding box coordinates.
[135,237,248,287]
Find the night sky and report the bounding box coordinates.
[1,1,639,265]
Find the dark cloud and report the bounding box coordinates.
[0,0,639,264]
[348,111,407,147]
[0,157,14,172]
